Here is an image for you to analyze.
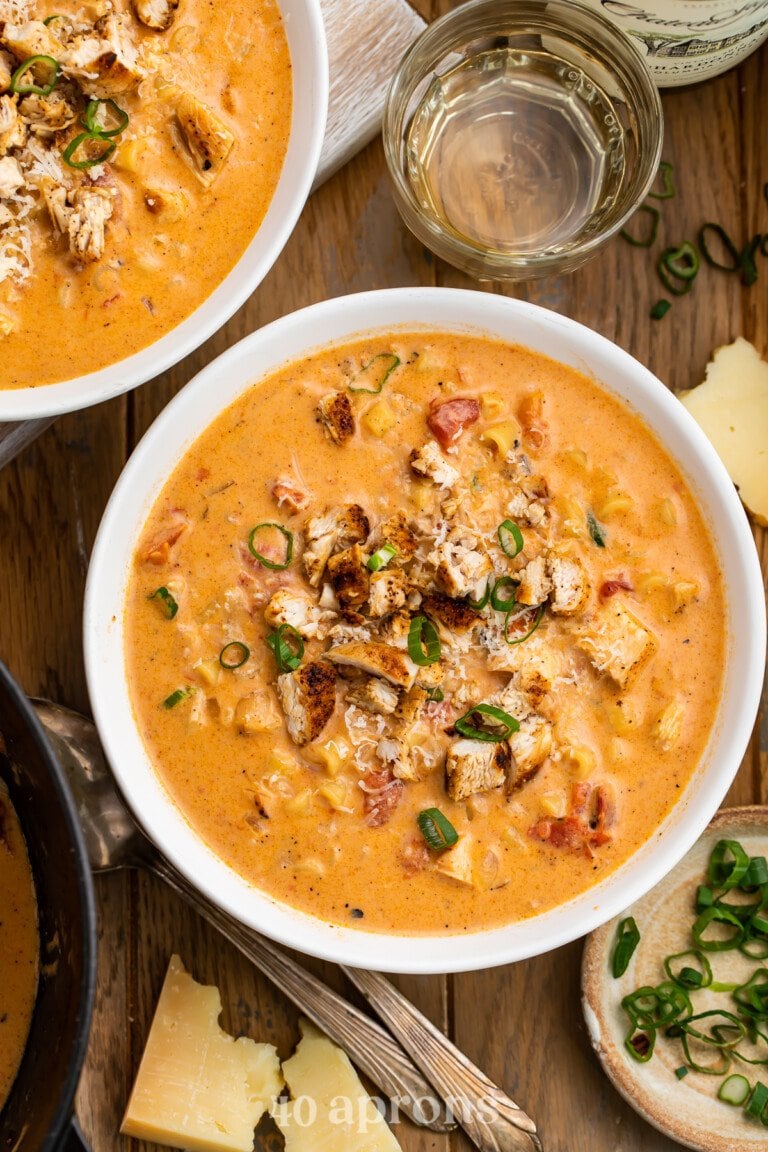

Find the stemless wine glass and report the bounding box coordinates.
[383,0,663,280]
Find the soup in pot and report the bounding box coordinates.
[125,333,727,934]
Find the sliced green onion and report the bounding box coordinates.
[612,917,640,978]
[454,703,519,743]
[466,580,491,611]
[745,1081,768,1118]
[247,522,293,570]
[650,299,671,320]
[664,949,712,990]
[719,1073,750,1105]
[733,970,768,1019]
[498,519,524,557]
[490,576,518,613]
[742,937,768,960]
[657,246,697,296]
[648,160,675,200]
[265,624,303,673]
[417,807,458,852]
[625,1029,655,1063]
[43,13,64,23]
[219,641,250,670]
[367,543,397,572]
[163,687,191,709]
[699,223,740,272]
[63,131,116,170]
[696,884,714,910]
[692,905,746,951]
[426,687,444,703]
[407,615,441,666]
[587,511,607,547]
[622,983,691,1030]
[503,603,544,646]
[738,235,761,287]
[349,353,400,394]
[745,858,768,888]
[148,586,178,619]
[674,1065,689,1080]
[81,97,129,138]
[708,839,750,889]
[10,54,60,95]
[620,203,660,248]
[752,912,768,937]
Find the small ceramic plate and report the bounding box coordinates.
[583,806,768,1152]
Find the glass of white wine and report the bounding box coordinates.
[383,0,663,280]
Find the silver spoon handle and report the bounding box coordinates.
[150,855,453,1133]
[342,966,542,1152]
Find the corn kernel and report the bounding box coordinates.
[194,659,220,688]
[294,856,325,878]
[670,580,699,611]
[605,699,638,736]
[564,744,596,780]
[285,788,314,816]
[362,399,397,437]
[596,492,633,519]
[409,481,432,510]
[636,571,668,596]
[318,780,349,811]
[657,497,678,526]
[502,825,530,853]
[564,446,588,469]
[304,738,350,776]
[481,392,507,420]
[540,791,567,818]
[653,700,684,751]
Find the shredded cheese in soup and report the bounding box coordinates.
[125,334,727,935]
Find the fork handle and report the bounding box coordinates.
[150,855,454,1134]
[342,965,542,1152]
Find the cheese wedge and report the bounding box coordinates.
[680,337,768,525]
[121,955,282,1152]
[274,1019,403,1151]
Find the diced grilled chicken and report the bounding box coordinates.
[516,554,587,614]
[0,94,25,154]
[326,641,416,690]
[0,50,14,94]
[276,661,337,746]
[379,511,418,563]
[446,738,510,802]
[61,15,144,98]
[430,527,492,599]
[0,154,23,196]
[508,715,553,788]
[376,735,416,781]
[234,688,281,735]
[175,91,233,186]
[327,543,369,613]
[19,88,78,135]
[377,685,429,782]
[345,676,399,715]
[316,391,354,446]
[133,0,179,31]
[421,591,477,635]
[516,555,549,606]
[436,836,474,885]
[143,185,187,220]
[394,684,427,728]
[272,476,312,514]
[303,504,369,587]
[368,569,406,618]
[489,677,535,723]
[575,600,657,689]
[264,588,336,641]
[43,183,70,232]
[67,185,114,262]
[409,440,460,488]
[2,21,63,68]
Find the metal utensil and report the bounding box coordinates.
[31,698,452,1133]
[343,966,542,1152]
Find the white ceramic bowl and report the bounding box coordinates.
[0,0,328,422]
[84,288,766,974]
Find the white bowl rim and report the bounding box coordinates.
[0,0,328,422]
[84,287,767,974]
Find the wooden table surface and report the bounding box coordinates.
[1,4,766,1150]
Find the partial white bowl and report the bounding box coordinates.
[84,288,766,974]
[0,0,328,422]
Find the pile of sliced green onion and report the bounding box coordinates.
[614,837,768,1125]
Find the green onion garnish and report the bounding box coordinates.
[81,97,129,139]
[664,950,712,989]
[163,688,191,709]
[219,641,250,670]
[63,131,116,170]
[620,203,660,248]
[498,519,524,557]
[407,615,441,666]
[745,858,768,888]
[708,839,750,889]
[692,905,746,952]
[587,511,607,547]
[426,687,444,703]
[612,917,640,978]
[466,580,491,611]
[43,12,64,23]
[699,223,740,272]
[490,576,518,613]
[751,912,768,937]
[349,353,400,395]
[648,160,675,200]
[650,299,671,320]
[696,884,714,910]
[745,1081,768,1119]
[454,703,519,743]
[625,1030,655,1063]
[657,245,697,296]
[674,1065,689,1080]
[9,55,59,96]
[148,586,178,619]
[417,807,458,852]
[737,235,761,287]
[367,543,397,572]
[503,604,544,646]
[247,522,293,570]
[265,624,303,673]
[719,1074,750,1106]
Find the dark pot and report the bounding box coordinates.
[0,662,96,1152]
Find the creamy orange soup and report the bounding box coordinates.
[0,0,291,389]
[0,781,38,1108]
[125,334,726,934]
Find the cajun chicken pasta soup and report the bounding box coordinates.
[125,334,726,935]
[0,0,291,389]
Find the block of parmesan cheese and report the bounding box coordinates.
[680,337,768,525]
[121,954,283,1152]
[274,1019,403,1152]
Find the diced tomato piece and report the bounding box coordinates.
[599,577,633,599]
[361,767,404,827]
[272,477,311,513]
[401,837,431,876]
[427,397,480,449]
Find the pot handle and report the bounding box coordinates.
[61,1118,92,1152]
